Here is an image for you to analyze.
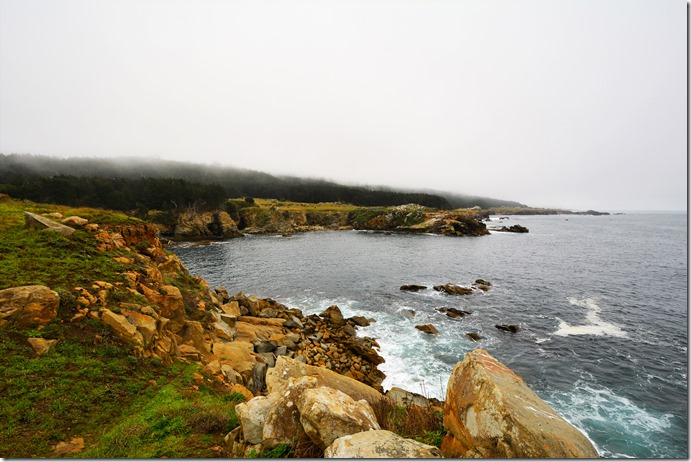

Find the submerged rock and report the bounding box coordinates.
[496,324,522,333]
[400,284,427,292]
[442,349,598,458]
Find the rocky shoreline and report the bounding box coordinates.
[1,207,598,458]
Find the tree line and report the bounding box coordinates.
[0,154,526,210]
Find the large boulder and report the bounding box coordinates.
[266,356,389,410]
[324,430,442,458]
[261,376,318,448]
[442,349,598,458]
[297,386,380,449]
[0,285,60,329]
[24,212,75,236]
[235,394,278,444]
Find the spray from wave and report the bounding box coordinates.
[554,298,627,338]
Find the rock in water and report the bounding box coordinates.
[442,349,599,458]
[400,284,427,292]
[415,324,439,335]
[433,283,473,295]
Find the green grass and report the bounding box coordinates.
[0,200,136,291]
[0,321,244,458]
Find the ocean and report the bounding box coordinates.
[171,212,688,458]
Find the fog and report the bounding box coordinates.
[0,0,686,211]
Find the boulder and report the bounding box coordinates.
[442,349,598,458]
[319,305,345,328]
[27,337,58,356]
[433,283,473,295]
[61,216,88,227]
[213,341,258,385]
[261,376,319,448]
[297,386,380,449]
[266,356,389,410]
[0,285,59,329]
[100,308,144,349]
[24,212,75,236]
[236,395,278,444]
[400,284,427,292]
[415,324,439,335]
[324,430,442,458]
[120,309,158,346]
[221,301,241,317]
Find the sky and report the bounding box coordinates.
[0,0,686,211]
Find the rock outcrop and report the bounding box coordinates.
[0,285,60,329]
[166,210,243,239]
[434,283,473,295]
[442,349,599,458]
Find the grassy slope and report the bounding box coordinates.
[0,198,445,458]
[0,199,245,458]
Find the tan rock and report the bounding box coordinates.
[100,308,144,348]
[236,395,279,444]
[324,430,442,458]
[266,356,389,410]
[297,386,380,449]
[235,320,284,343]
[121,309,158,346]
[442,349,599,458]
[415,324,439,335]
[262,376,318,448]
[0,285,59,329]
[229,383,254,401]
[157,254,186,276]
[213,341,258,384]
[113,256,134,265]
[139,284,185,333]
[61,216,88,226]
[221,301,241,317]
[145,266,164,283]
[27,337,57,356]
[51,437,85,456]
[180,320,211,357]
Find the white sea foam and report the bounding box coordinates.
[554,298,627,338]
[545,381,675,458]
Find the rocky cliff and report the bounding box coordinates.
[0,199,597,458]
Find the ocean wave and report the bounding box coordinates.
[544,381,680,458]
[554,298,627,338]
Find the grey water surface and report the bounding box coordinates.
[172,213,687,458]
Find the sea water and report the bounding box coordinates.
[171,213,688,458]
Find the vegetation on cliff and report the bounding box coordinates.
[0,197,445,458]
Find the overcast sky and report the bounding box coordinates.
[0,0,686,211]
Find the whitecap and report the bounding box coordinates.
[554,298,627,338]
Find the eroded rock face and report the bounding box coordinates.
[172,210,243,239]
[0,285,60,329]
[324,430,442,458]
[297,386,380,449]
[442,349,599,458]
